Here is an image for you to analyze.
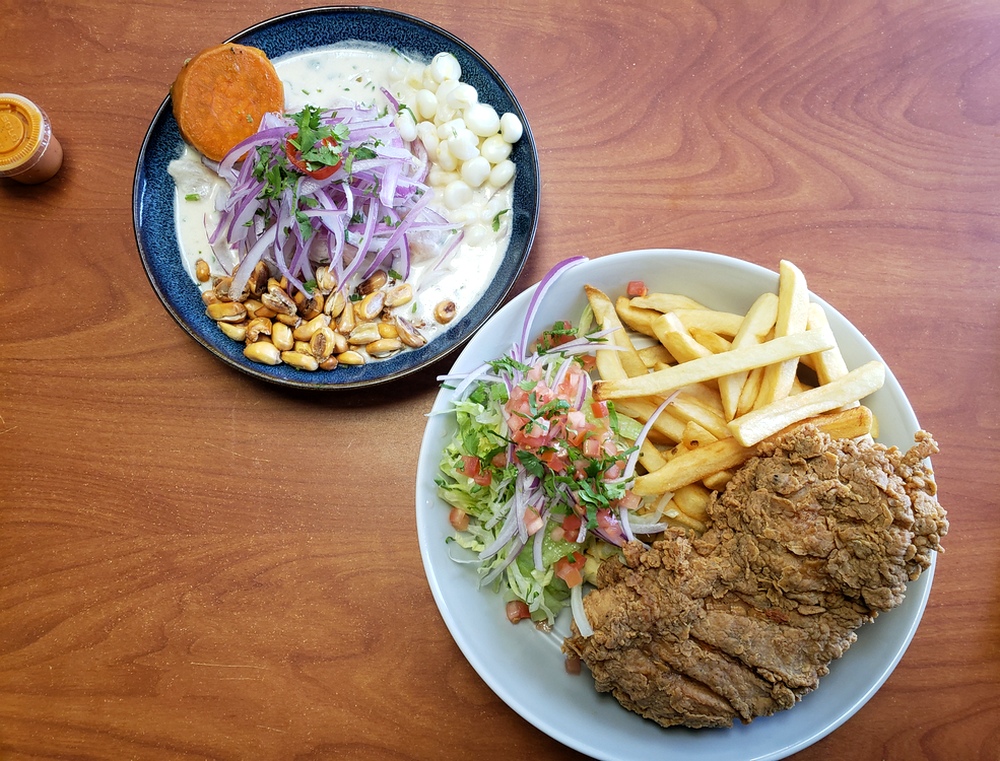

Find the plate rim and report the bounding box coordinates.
[131,6,540,390]
[415,248,936,761]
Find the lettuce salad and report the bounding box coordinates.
[435,258,674,631]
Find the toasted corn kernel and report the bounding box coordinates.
[378,322,399,339]
[434,299,457,324]
[357,290,386,321]
[245,317,272,343]
[293,314,330,341]
[276,313,301,328]
[248,262,270,296]
[207,301,248,323]
[244,341,282,365]
[294,340,312,354]
[324,290,347,318]
[348,321,382,345]
[366,338,403,357]
[202,290,221,306]
[358,270,388,295]
[295,290,324,320]
[395,316,427,348]
[213,276,234,302]
[262,283,297,315]
[336,350,366,365]
[195,258,211,283]
[218,322,247,342]
[280,350,319,371]
[271,321,294,351]
[309,326,337,361]
[319,356,339,371]
[337,300,356,334]
[316,266,337,294]
[385,283,413,308]
[332,331,349,355]
[243,298,264,317]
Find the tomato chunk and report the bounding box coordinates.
[506,600,531,624]
[626,280,648,297]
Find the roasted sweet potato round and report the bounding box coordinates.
[171,43,284,162]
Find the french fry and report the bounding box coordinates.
[673,308,744,338]
[680,420,718,450]
[672,482,712,521]
[736,366,765,416]
[631,293,707,312]
[670,394,730,440]
[728,360,885,446]
[638,343,675,368]
[689,328,732,355]
[614,398,687,443]
[633,404,875,496]
[805,302,851,385]
[585,285,648,380]
[652,312,713,363]
[755,260,810,408]
[718,292,779,420]
[615,296,660,337]
[638,438,670,473]
[702,469,734,491]
[594,329,835,402]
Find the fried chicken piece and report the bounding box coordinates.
[563,426,948,729]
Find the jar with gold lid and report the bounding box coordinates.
[0,94,63,184]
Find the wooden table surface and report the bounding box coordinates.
[2,1,998,759]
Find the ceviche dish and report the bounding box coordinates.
[167,41,524,372]
[434,257,948,729]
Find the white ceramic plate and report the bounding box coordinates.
[415,249,935,761]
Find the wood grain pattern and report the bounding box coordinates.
[2,1,999,759]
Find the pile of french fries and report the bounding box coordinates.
[587,260,885,534]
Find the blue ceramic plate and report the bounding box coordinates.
[133,7,539,390]
[416,250,937,760]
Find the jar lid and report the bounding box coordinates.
[0,94,46,172]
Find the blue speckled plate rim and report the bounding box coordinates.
[132,6,540,390]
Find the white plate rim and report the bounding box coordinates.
[415,248,935,761]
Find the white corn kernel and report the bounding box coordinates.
[488,159,516,188]
[500,112,523,143]
[427,167,460,188]
[395,110,417,142]
[480,134,512,164]
[435,141,459,171]
[460,155,491,188]
[416,89,438,120]
[429,52,462,83]
[464,223,491,247]
[447,82,479,109]
[464,102,501,137]
[448,129,480,161]
[436,117,466,140]
[416,121,439,155]
[443,179,473,210]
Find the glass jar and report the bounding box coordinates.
[0,94,64,184]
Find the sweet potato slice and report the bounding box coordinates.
[171,43,284,162]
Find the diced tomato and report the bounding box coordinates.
[506,599,531,624]
[626,280,648,297]
[491,452,508,468]
[457,455,491,487]
[524,507,544,536]
[591,400,609,418]
[561,513,584,540]
[596,508,626,543]
[448,507,469,531]
[540,449,568,473]
[617,489,642,512]
[582,437,603,459]
[554,551,587,588]
[579,354,597,372]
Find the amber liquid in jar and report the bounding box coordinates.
[0,94,63,184]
